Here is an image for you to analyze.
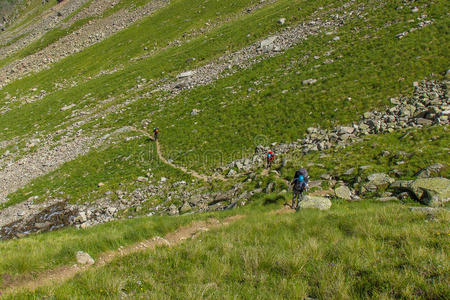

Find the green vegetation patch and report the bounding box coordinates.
[9,201,449,299]
[281,125,450,182]
[2,134,194,209]
[0,209,239,287]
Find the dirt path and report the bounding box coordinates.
[129,127,227,182]
[1,215,244,295]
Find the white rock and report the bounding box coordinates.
[300,196,332,210]
[260,36,277,48]
[60,104,76,112]
[177,70,196,79]
[76,251,95,265]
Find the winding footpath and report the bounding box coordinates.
[0,215,244,295]
[128,127,227,182]
[1,206,296,296]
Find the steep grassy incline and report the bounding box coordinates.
[0,0,448,207]
[0,0,448,297]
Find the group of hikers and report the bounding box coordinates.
[151,127,308,210]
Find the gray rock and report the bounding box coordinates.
[264,182,275,193]
[78,211,87,222]
[416,118,433,126]
[60,104,75,112]
[415,163,446,178]
[338,126,354,135]
[107,207,117,216]
[392,178,450,206]
[179,202,192,214]
[308,180,323,188]
[278,18,286,25]
[227,169,237,177]
[409,207,442,213]
[76,251,95,265]
[362,173,394,193]
[302,78,317,85]
[137,176,147,182]
[300,196,332,210]
[409,178,450,206]
[343,168,355,176]
[190,108,201,116]
[177,70,196,79]
[334,185,352,200]
[260,36,277,48]
[168,204,179,216]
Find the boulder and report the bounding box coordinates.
[409,178,450,206]
[190,109,201,116]
[362,173,394,193]
[415,163,446,178]
[264,182,275,193]
[302,78,317,85]
[334,185,352,200]
[260,36,277,48]
[168,204,179,216]
[179,202,192,214]
[300,196,332,210]
[227,169,237,177]
[177,70,196,79]
[392,178,450,206]
[76,251,95,265]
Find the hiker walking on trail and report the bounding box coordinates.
[153,127,159,141]
[266,151,275,168]
[290,168,309,210]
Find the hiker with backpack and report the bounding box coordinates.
[266,151,275,168]
[290,168,309,210]
[153,127,159,141]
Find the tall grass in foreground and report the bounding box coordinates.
[8,201,449,299]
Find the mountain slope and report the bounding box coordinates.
[0,0,448,297]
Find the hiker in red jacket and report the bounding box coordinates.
[267,151,275,168]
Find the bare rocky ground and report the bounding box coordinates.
[0,0,170,87]
[62,0,121,28]
[0,0,90,58]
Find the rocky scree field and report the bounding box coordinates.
[0,0,449,298]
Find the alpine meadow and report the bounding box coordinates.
[0,0,448,299]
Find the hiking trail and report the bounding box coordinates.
[1,206,296,295]
[129,127,227,182]
[0,215,244,295]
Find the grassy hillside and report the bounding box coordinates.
[0,0,448,297]
[3,200,449,299]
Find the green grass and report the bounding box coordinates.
[4,0,59,33]
[0,17,94,68]
[0,0,347,141]
[6,201,449,299]
[106,0,449,172]
[0,1,448,298]
[1,133,196,210]
[0,207,245,288]
[281,125,450,183]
